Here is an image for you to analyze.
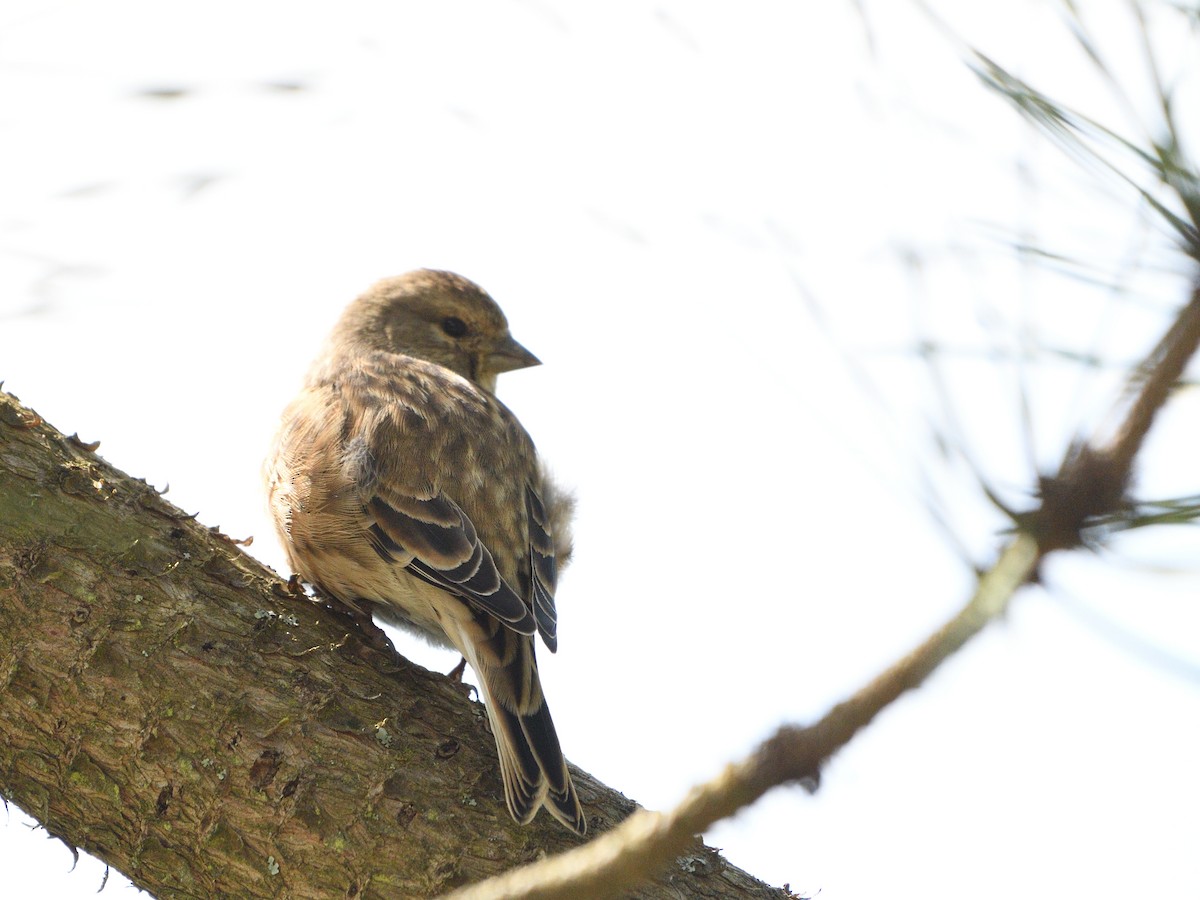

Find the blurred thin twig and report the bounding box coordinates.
[450,6,1200,896]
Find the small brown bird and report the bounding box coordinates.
[266,269,585,834]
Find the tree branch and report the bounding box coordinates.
[0,388,786,899]
[447,274,1200,899]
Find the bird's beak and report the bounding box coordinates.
[487,335,542,373]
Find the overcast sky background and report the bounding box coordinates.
[3,2,1199,898]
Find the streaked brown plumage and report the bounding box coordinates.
[266,269,584,834]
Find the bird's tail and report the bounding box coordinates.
[460,628,586,835]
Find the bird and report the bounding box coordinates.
[265,268,585,834]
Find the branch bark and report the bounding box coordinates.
[0,389,786,899]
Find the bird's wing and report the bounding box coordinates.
[364,477,538,637]
[525,484,560,652]
[343,363,563,645]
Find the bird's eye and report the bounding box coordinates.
[441,316,469,338]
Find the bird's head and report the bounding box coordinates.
[336,269,541,392]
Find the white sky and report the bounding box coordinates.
[2,2,1199,898]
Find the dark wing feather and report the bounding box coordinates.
[524,485,560,652]
[366,492,536,635]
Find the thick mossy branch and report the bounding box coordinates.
[0,388,786,900]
